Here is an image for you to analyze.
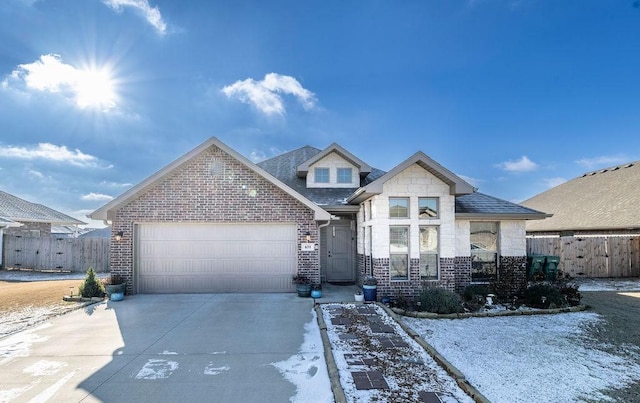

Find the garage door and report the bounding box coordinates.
[136,223,298,293]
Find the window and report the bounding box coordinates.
[337,168,352,184]
[470,222,498,282]
[420,226,439,280]
[314,167,329,183]
[389,197,409,218]
[390,226,409,280]
[419,198,439,218]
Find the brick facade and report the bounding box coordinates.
[357,254,526,301]
[110,145,319,294]
[4,222,51,237]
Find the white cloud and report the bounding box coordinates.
[222,73,316,116]
[81,192,114,202]
[575,155,629,170]
[0,143,109,168]
[2,54,117,110]
[100,180,133,188]
[102,0,167,35]
[498,156,538,172]
[544,177,567,189]
[248,147,285,163]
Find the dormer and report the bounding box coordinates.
[297,143,372,188]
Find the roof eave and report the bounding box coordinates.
[89,137,331,222]
[456,213,552,220]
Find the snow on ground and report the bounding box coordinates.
[0,305,86,340]
[574,277,640,292]
[404,312,640,402]
[271,309,333,403]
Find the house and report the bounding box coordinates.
[521,161,640,236]
[0,190,86,237]
[88,137,548,297]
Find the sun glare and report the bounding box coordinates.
[75,67,117,110]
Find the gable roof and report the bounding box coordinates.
[0,190,85,225]
[521,161,640,232]
[258,146,386,209]
[347,152,476,204]
[296,143,372,178]
[88,137,331,222]
[456,192,549,220]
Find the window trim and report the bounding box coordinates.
[470,221,499,283]
[389,225,409,281]
[418,197,439,219]
[419,225,439,280]
[389,197,409,219]
[337,167,353,184]
[314,167,330,183]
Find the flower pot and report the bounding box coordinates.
[296,284,312,297]
[363,284,377,302]
[354,293,364,302]
[105,283,126,297]
[311,289,322,298]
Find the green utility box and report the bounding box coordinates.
[527,255,546,278]
[544,255,560,280]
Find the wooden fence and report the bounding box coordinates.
[527,236,640,278]
[2,235,110,273]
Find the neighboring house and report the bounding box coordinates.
[521,162,640,236]
[78,227,112,238]
[0,190,86,237]
[89,137,548,297]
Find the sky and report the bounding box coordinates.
[1,0,639,228]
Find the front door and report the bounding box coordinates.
[325,222,355,282]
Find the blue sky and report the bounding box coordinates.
[1,0,639,227]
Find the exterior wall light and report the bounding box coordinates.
[114,231,124,241]
[305,231,311,242]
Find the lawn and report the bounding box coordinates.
[0,279,89,338]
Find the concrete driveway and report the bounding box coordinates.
[0,293,322,402]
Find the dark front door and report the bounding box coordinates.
[325,222,355,282]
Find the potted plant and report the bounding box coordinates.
[311,283,322,299]
[354,291,364,302]
[363,276,377,302]
[104,274,127,301]
[292,273,312,297]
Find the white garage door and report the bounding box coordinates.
[136,223,298,293]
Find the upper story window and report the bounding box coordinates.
[337,168,352,184]
[389,197,409,218]
[314,167,330,183]
[419,198,439,218]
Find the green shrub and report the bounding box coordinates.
[523,283,566,308]
[462,284,491,302]
[417,287,464,314]
[78,267,105,298]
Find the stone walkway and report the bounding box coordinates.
[319,303,478,403]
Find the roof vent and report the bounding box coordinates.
[624,163,634,168]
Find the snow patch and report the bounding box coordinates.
[405,312,640,402]
[204,363,230,375]
[134,359,179,380]
[23,360,66,376]
[271,309,333,403]
[160,350,178,355]
[0,326,50,363]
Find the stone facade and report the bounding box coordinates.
[110,145,319,294]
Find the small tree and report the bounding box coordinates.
[78,267,105,298]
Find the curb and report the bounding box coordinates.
[314,304,347,403]
[377,303,491,403]
[391,304,588,319]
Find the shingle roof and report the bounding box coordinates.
[259,146,546,220]
[521,162,640,232]
[456,192,548,219]
[0,190,85,225]
[257,146,386,207]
